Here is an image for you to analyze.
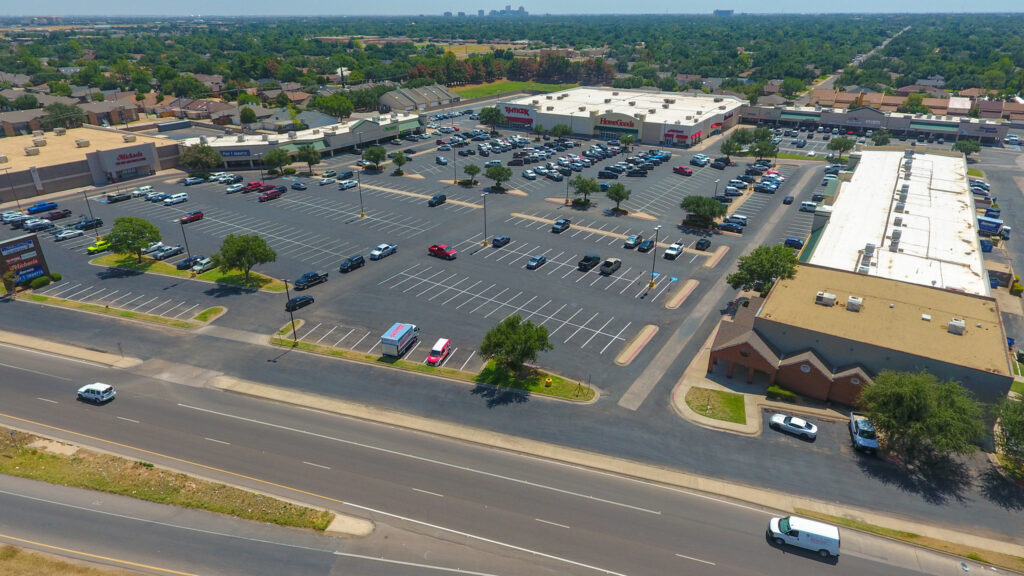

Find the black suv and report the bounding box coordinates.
[75,217,103,230]
[552,218,571,233]
[578,254,601,271]
[294,271,328,290]
[339,254,365,273]
[428,194,447,207]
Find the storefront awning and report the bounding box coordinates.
[398,120,420,132]
[909,122,958,133]
[278,141,327,153]
[780,112,820,121]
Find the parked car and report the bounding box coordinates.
[23,218,54,232]
[294,271,329,290]
[106,192,131,203]
[436,156,448,165]
[285,295,314,312]
[86,238,111,254]
[695,238,711,251]
[180,211,204,223]
[428,194,447,207]
[526,254,547,269]
[141,241,165,255]
[153,245,184,260]
[291,182,308,191]
[54,228,84,241]
[719,222,744,233]
[624,234,643,249]
[322,170,337,178]
[258,189,283,202]
[552,218,571,233]
[522,170,537,180]
[176,255,204,271]
[426,338,452,366]
[77,382,116,404]
[663,242,684,259]
[782,195,795,205]
[132,185,154,197]
[370,243,397,260]
[491,235,510,248]
[47,209,73,221]
[192,257,216,274]
[637,239,656,253]
[713,194,733,204]
[429,244,458,260]
[338,180,358,190]
[578,254,601,271]
[769,413,818,440]
[226,184,245,193]
[183,177,205,186]
[710,160,728,170]
[338,254,365,272]
[319,178,336,186]
[27,201,58,214]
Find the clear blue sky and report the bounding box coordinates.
[12,1,1024,15]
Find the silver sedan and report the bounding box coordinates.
[769,413,818,440]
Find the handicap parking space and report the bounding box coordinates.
[36,278,209,321]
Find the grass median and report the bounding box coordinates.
[194,306,225,322]
[90,254,285,292]
[26,293,197,329]
[0,545,136,575]
[685,387,746,423]
[452,80,579,99]
[0,429,333,531]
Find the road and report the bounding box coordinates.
[0,345,1001,575]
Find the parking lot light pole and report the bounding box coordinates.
[649,225,661,288]
[282,279,298,346]
[565,177,571,205]
[81,189,100,239]
[179,219,192,259]
[713,179,720,198]
[481,192,489,246]
[356,170,365,218]
[256,153,264,182]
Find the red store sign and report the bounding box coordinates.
[504,107,531,115]
[115,151,147,166]
[599,117,635,128]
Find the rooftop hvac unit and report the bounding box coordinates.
[236,135,245,142]
[899,191,908,202]
[312,129,320,134]
[390,113,397,118]
[199,136,208,144]
[662,103,670,108]
[686,115,692,120]
[54,127,66,136]
[32,130,43,137]
[612,91,619,96]
[714,97,723,102]
[532,100,539,105]
[579,106,586,112]
[947,318,966,335]
[605,98,612,103]
[261,134,269,142]
[921,314,932,321]
[895,202,906,213]
[893,216,903,227]
[890,239,900,252]
[649,108,656,114]
[24,147,39,156]
[0,154,7,164]
[719,105,727,110]
[122,134,136,142]
[847,296,863,312]
[664,98,675,104]
[32,137,46,147]
[547,106,554,111]
[75,139,90,148]
[815,291,837,307]
[894,227,903,239]
[287,131,296,139]
[628,101,636,106]
[606,109,613,114]
[865,242,876,256]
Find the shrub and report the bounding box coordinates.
[29,276,51,289]
[1011,282,1023,297]
[283,167,296,175]
[766,385,798,403]
[50,272,62,281]
[392,169,404,176]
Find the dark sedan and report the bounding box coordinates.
[176,255,204,270]
[637,239,655,253]
[285,295,314,312]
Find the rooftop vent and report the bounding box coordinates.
[579,106,586,112]
[847,296,863,312]
[199,136,208,145]
[612,91,619,96]
[532,100,539,105]
[857,265,870,274]
[649,108,656,114]
[605,98,612,103]
[628,101,636,106]
[32,137,47,147]
[719,105,727,110]
[236,135,245,142]
[546,95,553,100]
[32,130,43,137]
[947,318,966,335]
[662,103,670,109]
[714,97,723,103]
[54,127,66,136]
[261,134,269,142]
[664,98,675,104]
[24,146,39,156]
[547,106,554,111]
[815,291,837,307]
[75,139,90,148]
[901,183,909,193]
[122,134,136,143]
[921,314,932,322]
[893,216,903,227]
[287,131,297,139]
[895,202,906,213]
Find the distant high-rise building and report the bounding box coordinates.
[713,9,734,16]
[485,4,528,16]
[443,11,453,16]
[458,11,466,16]
[478,9,485,16]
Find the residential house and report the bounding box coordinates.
[378,83,459,112]
[896,84,948,98]
[0,89,79,108]
[976,99,1003,119]
[191,74,226,96]
[0,108,47,137]
[0,72,31,87]
[80,100,140,126]
[916,75,946,88]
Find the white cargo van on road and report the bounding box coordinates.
[767,516,840,558]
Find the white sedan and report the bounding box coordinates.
[769,413,818,440]
[319,178,336,186]
[54,228,84,241]
[338,179,358,190]
[369,243,397,260]
[522,170,537,180]
[226,183,245,193]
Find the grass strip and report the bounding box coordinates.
[268,338,593,402]
[90,254,285,292]
[194,306,225,322]
[26,293,196,329]
[967,167,986,178]
[0,545,136,575]
[1,430,332,531]
[684,387,746,423]
[794,508,1024,572]
[452,80,580,99]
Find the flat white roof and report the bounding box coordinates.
[178,112,420,149]
[809,150,988,295]
[504,87,745,127]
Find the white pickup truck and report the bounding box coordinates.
[849,411,879,454]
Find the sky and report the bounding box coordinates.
[10,1,1024,15]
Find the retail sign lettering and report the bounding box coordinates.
[115,151,147,166]
[0,234,49,283]
[599,117,634,128]
[504,107,530,115]
[221,150,251,157]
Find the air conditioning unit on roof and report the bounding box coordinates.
[815,291,837,307]
[847,296,863,312]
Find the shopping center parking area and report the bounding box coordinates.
[4,112,845,387]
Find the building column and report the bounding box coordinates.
[746,367,754,384]
[725,361,735,379]
[707,354,717,373]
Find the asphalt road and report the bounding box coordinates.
[0,346,993,576]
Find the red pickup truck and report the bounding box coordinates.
[428,244,458,260]
[47,208,73,220]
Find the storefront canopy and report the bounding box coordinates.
[909,122,958,133]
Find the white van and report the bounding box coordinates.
[767,516,840,558]
[800,201,818,212]
[725,214,748,226]
[164,192,189,206]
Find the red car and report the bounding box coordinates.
[674,166,693,176]
[180,210,204,223]
[428,244,458,260]
[47,208,73,220]
[259,189,283,202]
[242,182,263,193]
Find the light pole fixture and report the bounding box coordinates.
[481,192,489,246]
[714,179,720,198]
[649,225,661,289]
[565,177,571,205]
[282,279,298,346]
[3,168,21,211]
[256,153,264,182]
[356,170,365,218]
[180,219,192,259]
[81,189,100,239]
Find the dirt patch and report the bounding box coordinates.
[28,438,79,456]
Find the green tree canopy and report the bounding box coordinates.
[719,135,743,159]
[391,151,407,174]
[362,145,387,170]
[550,124,572,138]
[262,148,292,172]
[995,398,1024,479]
[750,139,778,160]
[239,106,257,125]
[725,244,799,292]
[681,195,727,226]
[870,129,891,146]
[12,94,38,110]
[311,92,354,119]
[107,217,161,263]
[212,234,277,283]
[953,139,981,158]
[780,77,805,98]
[827,136,856,161]
[897,93,931,114]
[40,102,85,130]
[618,134,635,150]
[295,144,321,174]
[479,107,506,130]
[479,314,554,375]
[569,175,600,205]
[605,182,630,211]
[858,370,985,460]
[180,144,223,171]
[463,163,481,185]
[237,93,260,106]
[485,165,512,190]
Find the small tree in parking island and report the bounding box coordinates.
[605,182,631,212]
[479,107,506,132]
[362,145,387,170]
[828,136,856,161]
[681,195,727,227]
[391,152,407,175]
[719,136,743,161]
[262,148,292,175]
[618,134,635,150]
[569,175,600,206]
[550,124,572,139]
[463,163,481,185]
[108,217,161,263]
[295,144,322,175]
[484,164,512,190]
[725,244,799,293]
[870,129,891,146]
[995,398,1024,479]
[480,314,553,375]
[953,139,981,160]
[212,234,277,283]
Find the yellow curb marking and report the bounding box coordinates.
[614,324,658,366]
[665,279,698,310]
[0,533,200,576]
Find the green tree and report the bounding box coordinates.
[750,139,778,160]
[48,81,72,97]
[569,175,600,205]
[753,126,774,143]
[897,93,930,114]
[681,195,727,226]
[295,144,321,174]
[107,217,161,263]
[311,92,354,119]
[2,269,17,297]
[780,77,806,98]
[870,129,891,146]
[533,123,545,140]
[605,182,630,211]
[995,398,1024,478]
[618,134,635,150]
[828,136,856,161]
[479,314,553,375]
[550,124,572,139]
[262,148,292,174]
[484,165,512,190]
[479,107,506,132]
[858,370,985,461]
[211,234,277,283]
[239,106,257,126]
[463,163,481,185]
[391,152,407,175]
[732,129,756,146]
[719,136,743,160]
[12,94,38,110]
[362,145,387,170]
[237,93,260,106]
[180,143,223,172]
[953,139,981,159]
[725,244,799,292]
[40,102,86,130]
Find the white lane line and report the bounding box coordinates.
[36,397,58,404]
[675,553,716,566]
[333,328,356,348]
[563,312,599,344]
[412,488,444,498]
[459,350,476,371]
[581,316,615,349]
[315,326,337,345]
[601,321,632,354]
[535,518,570,529]
[204,437,230,445]
[178,403,661,516]
[351,331,371,350]
[332,550,508,576]
[172,304,198,319]
[303,461,331,470]
[299,322,323,341]
[0,343,107,368]
[117,416,140,424]
[0,361,73,381]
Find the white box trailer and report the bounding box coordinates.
[380,322,419,357]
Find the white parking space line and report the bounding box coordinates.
[601,321,632,354]
[316,326,337,344]
[563,312,599,344]
[403,269,446,293]
[581,316,615,348]
[470,287,506,314]
[439,348,457,368]
[300,323,323,341]
[548,308,581,337]
[109,292,135,305]
[485,290,522,318]
[501,295,536,321]
[333,328,356,347]
[172,304,199,319]
[351,331,371,350]
[46,282,81,296]
[650,280,674,302]
[130,296,159,311]
[419,273,459,298]
[66,285,97,299]
[522,299,551,322]
[145,298,175,314]
[162,302,185,316]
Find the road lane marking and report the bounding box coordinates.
[0,361,73,381]
[0,344,107,369]
[535,518,570,529]
[332,551,502,576]
[303,461,331,470]
[675,553,716,565]
[459,350,476,371]
[204,437,230,445]
[0,532,199,575]
[413,488,444,497]
[117,416,140,424]
[36,397,58,404]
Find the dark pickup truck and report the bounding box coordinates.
[578,254,601,271]
[47,209,73,220]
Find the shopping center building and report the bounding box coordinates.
[496,87,746,146]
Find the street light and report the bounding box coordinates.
[649,225,661,289]
[179,218,192,259]
[713,179,720,198]
[282,279,298,346]
[565,177,571,205]
[81,189,99,239]
[481,192,489,246]
[3,168,21,211]
[255,153,264,182]
[356,170,365,218]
